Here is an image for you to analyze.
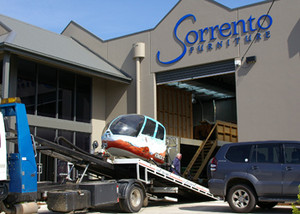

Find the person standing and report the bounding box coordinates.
[171,153,182,175]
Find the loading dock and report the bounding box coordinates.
[156,60,238,181]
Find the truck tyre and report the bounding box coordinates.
[227,184,257,213]
[0,183,8,201]
[143,195,149,207]
[120,184,144,213]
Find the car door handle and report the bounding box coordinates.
[251,166,258,170]
[285,166,293,171]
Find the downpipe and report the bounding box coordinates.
[132,42,145,115]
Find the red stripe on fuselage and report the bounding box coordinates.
[104,139,165,164]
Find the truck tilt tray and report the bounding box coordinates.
[35,135,216,201]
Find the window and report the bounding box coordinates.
[17,59,36,114]
[57,130,74,182]
[76,75,91,123]
[36,127,56,181]
[59,71,74,120]
[284,143,300,164]
[37,64,57,118]
[16,59,92,123]
[110,115,144,137]
[142,119,156,137]
[155,125,165,140]
[76,132,90,152]
[226,145,252,162]
[251,144,281,163]
[31,126,91,182]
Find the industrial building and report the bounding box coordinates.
[0,0,299,181]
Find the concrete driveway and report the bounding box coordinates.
[39,200,293,214]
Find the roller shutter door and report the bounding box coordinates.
[156,59,235,84]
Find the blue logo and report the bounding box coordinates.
[157,13,273,65]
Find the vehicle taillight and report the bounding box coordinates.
[210,157,218,172]
[116,184,119,203]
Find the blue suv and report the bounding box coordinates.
[208,141,300,213]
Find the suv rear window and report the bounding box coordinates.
[226,145,252,162]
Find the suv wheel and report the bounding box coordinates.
[227,184,257,213]
[257,202,277,209]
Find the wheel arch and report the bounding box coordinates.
[225,178,257,200]
[117,179,146,199]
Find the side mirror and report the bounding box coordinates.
[92,141,99,150]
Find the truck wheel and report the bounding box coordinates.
[120,184,144,213]
[0,183,8,201]
[143,195,149,207]
[227,184,257,213]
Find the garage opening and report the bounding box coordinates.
[156,59,237,181]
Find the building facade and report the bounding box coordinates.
[63,0,299,141]
[0,0,299,181]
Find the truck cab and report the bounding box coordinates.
[0,97,38,213]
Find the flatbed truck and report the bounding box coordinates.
[0,98,215,213]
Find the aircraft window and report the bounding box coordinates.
[142,119,156,137]
[110,115,144,137]
[156,125,165,140]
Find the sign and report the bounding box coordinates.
[157,14,273,64]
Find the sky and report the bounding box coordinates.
[0,0,267,40]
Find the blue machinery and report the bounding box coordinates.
[0,101,37,200]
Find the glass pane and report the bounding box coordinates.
[226,145,252,162]
[142,119,156,137]
[110,115,144,137]
[57,129,74,148]
[76,75,91,123]
[17,59,36,114]
[252,144,281,163]
[37,64,57,118]
[57,130,74,182]
[58,71,74,120]
[285,143,300,164]
[76,132,90,152]
[36,127,56,181]
[156,125,165,140]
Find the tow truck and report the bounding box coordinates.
[0,98,216,213]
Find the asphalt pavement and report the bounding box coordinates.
[38,200,294,214]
